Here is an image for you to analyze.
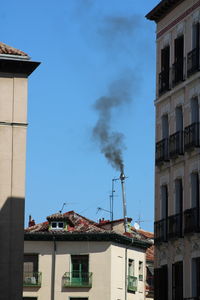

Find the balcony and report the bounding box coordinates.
[168,213,182,239]
[156,138,169,165]
[154,219,167,244]
[23,272,42,287]
[159,69,170,95]
[63,272,92,288]
[184,122,200,151]
[169,131,184,159]
[184,207,200,234]
[187,47,200,77]
[127,275,137,292]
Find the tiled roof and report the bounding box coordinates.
[146,0,185,22]
[0,42,28,57]
[146,245,154,261]
[25,211,106,234]
[132,227,154,239]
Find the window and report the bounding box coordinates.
[162,114,169,139]
[192,257,200,298]
[159,46,170,94]
[172,261,183,300]
[51,221,64,229]
[191,172,199,208]
[154,265,168,300]
[176,106,183,132]
[175,179,183,214]
[192,22,200,50]
[128,259,135,276]
[71,255,90,285]
[139,261,143,281]
[161,185,168,219]
[191,97,199,124]
[23,254,41,287]
[173,35,184,84]
[69,298,88,300]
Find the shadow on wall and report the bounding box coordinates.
[0,196,25,300]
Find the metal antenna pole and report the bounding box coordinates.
[120,169,128,232]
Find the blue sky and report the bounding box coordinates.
[1,0,160,231]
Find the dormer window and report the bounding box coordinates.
[51,221,64,229]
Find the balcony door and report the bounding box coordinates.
[161,46,170,91]
[71,255,89,285]
[192,257,200,298]
[172,261,183,300]
[154,265,168,300]
[161,185,168,241]
[174,35,184,83]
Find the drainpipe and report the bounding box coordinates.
[51,235,56,300]
[125,247,127,300]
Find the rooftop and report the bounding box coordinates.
[146,0,185,22]
[25,211,153,249]
[0,42,28,58]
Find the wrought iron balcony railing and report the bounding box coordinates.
[169,131,184,159]
[184,207,200,234]
[159,69,170,95]
[184,122,200,151]
[127,275,137,292]
[154,219,168,244]
[168,213,182,239]
[156,138,169,165]
[23,272,42,287]
[63,272,92,288]
[187,47,200,77]
[172,59,185,87]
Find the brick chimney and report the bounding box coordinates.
[28,215,35,227]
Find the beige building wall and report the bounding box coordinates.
[23,240,146,300]
[153,0,200,299]
[0,74,28,300]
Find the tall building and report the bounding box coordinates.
[146,0,200,299]
[0,42,39,300]
[23,211,152,300]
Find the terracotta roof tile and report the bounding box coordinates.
[0,42,28,57]
[25,211,106,234]
[146,245,154,261]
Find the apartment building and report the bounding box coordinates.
[23,211,152,300]
[146,0,200,299]
[0,42,39,300]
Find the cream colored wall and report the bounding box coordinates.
[23,240,146,300]
[0,74,28,300]
[110,244,146,300]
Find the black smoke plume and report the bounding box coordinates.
[92,74,133,172]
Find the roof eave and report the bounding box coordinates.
[146,0,185,23]
[0,58,40,76]
[24,232,151,249]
